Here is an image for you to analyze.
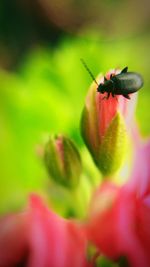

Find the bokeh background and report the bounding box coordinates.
[0,0,150,214]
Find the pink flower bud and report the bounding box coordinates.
[85,140,150,267]
[81,69,138,176]
[0,194,89,267]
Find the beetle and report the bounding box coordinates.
[81,59,143,99]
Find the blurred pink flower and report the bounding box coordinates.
[0,194,89,267]
[85,140,150,267]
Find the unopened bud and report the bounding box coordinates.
[81,70,137,176]
[44,135,82,189]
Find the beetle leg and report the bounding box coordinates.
[102,92,110,100]
[123,94,130,99]
[107,92,110,99]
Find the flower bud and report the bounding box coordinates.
[44,135,82,189]
[81,70,137,176]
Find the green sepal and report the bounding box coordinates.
[97,112,127,176]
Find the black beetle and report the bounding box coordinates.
[81,59,143,99]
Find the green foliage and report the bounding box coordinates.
[0,34,150,213]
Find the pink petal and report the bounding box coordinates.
[127,140,150,197]
[28,194,88,267]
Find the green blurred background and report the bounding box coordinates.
[0,0,150,214]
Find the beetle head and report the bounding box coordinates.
[97,83,105,94]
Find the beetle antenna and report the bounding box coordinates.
[80,58,99,86]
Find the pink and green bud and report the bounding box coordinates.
[81,70,137,177]
[44,135,82,189]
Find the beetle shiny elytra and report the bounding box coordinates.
[81,59,143,99]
